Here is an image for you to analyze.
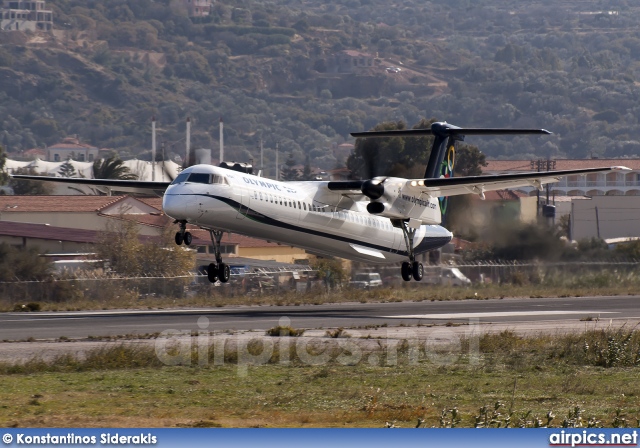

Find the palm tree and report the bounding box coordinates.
[92,156,138,180]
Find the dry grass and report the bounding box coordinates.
[1,330,640,427]
[2,280,640,313]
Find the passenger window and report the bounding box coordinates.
[259,192,263,201]
[303,203,306,210]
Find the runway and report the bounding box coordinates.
[1,295,639,341]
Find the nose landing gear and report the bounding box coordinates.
[174,221,192,246]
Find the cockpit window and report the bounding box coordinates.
[170,172,189,185]
[211,174,229,185]
[187,173,211,184]
[170,172,229,185]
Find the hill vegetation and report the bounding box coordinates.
[1,0,640,174]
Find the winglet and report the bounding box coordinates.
[611,166,632,171]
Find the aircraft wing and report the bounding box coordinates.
[404,166,629,198]
[9,175,171,196]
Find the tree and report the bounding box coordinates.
[95,219,194,277]
[454,144,487,176]
[0,243,52,281]
[0,144,7,186]
[58,159,78,178]
[347,119,436,179]
[301,154,313,180]
[8,167,53,195]
[93,156,138,180]
[280,153,301,181]
[310,257,346,290]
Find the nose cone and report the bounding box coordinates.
[163,192,186,220]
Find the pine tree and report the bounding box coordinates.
[301,154,312,180]
[280,153,301,181]
[58,159,77,178]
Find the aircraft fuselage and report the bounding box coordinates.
[163,165,452,264]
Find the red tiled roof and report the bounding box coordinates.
[481,190,527,201]
[0,221,101,244]
[0,196,128,213]
[0,221,159,244]
[24,149,47,156]
[485,159,640,172]
[48,138,97,150]
[102,213,171,229]
[188,229,283,248]
[137,197,163,211]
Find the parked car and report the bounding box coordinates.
[441,268,471,286]
[349,272,383,289]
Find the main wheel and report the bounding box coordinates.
[175,231,184,245]
[207,263,218,283]
[183,231,192,246]
[401,261,412,282]
[412,262,424,281]
[218,263,231,283]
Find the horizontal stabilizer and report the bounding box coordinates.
[351,127,551,138]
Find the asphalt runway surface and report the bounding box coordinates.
[1,295,639,341]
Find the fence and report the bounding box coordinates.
[1,261,639,306]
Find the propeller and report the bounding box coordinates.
[361,177,391,215]
[361,178,385,200]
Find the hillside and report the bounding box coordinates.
[1,0,640,173]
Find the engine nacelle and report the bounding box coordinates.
[367,201,389,215]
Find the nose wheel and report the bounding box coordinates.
[174,221,192,246]
[397,220,424,282]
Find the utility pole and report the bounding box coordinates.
[151,116,156,181]
[219,117,224,163]
[275,142,279,181]
[595,206,601,239]
[185,117,191,167]
[259,138,264,176]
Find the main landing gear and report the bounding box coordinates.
[396,219,423,282]
[174,221,192,246]
[206,230,230,284]
[174,222,229,283]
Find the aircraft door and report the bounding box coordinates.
[236,187,250,220]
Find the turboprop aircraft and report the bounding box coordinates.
[11,122,628,283]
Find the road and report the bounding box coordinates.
[1,295,639,341]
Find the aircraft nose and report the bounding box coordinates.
[163,193,185,220]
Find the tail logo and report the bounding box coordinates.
[438,144,456,214]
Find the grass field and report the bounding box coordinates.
[1,329,639,428]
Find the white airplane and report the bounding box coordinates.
[12,122,627,283]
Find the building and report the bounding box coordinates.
[0,195,165,236]
[181,0,212,17]
[46,137,99,163]
[484,159,640,197]
[333,50,376,73]
[0,195,315,265]
[571,196,640,241]
[1,0,52,32]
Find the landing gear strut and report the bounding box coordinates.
[396,220,423,282]
[174,221,192,246]
[206,230,230,284]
